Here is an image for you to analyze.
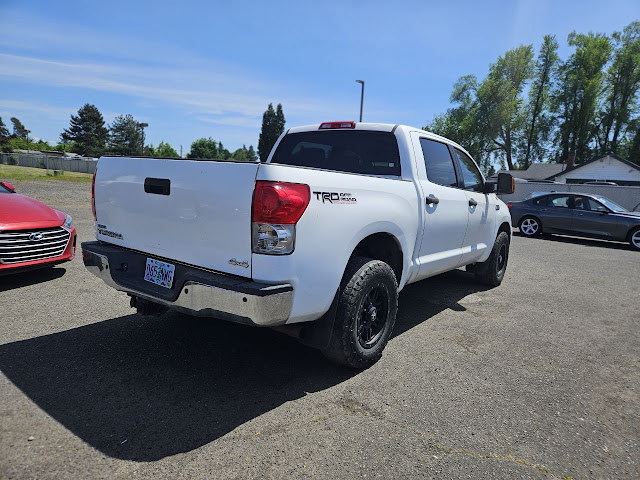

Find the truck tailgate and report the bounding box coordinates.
[94,157,258,278]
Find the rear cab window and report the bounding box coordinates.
[419,138,458,187]
[270,130,401,176]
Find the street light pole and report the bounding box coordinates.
[137,122,149,155]
[355,80,365,122]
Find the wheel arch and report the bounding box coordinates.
[497,221,511,241]
[349,232,404,286]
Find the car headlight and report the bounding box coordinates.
[63,214,73,229]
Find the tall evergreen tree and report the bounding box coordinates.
[61,104,108,157]
[0,117,9,138]
[258,103,285,161]
[521,35,559,168]
[247,145,258,162]
[108,114,143,156]
[10,117,29,139]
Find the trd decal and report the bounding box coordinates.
[312,192,357,204]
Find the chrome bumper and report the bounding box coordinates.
[82,245,293,326]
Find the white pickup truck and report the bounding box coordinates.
[82,122,514,368]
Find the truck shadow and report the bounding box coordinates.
[0,266,67,292]
[0,270,484,462]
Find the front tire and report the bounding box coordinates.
[322,257,398,368]
[474,231,510,287]
[519,216,541,237]
[629,227,640,251]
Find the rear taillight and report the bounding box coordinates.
[91,166,97,220]
[251,181,310,255]
[507,203,513,209]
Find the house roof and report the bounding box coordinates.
[492,163,566,180]
[545,152,640,180]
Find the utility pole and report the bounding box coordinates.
[180,145,183,158]
[355,80,365,122]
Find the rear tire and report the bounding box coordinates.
[519,216,541,237]
[629,227,640,251]
[322,257,398,368]
[474,231,510,287]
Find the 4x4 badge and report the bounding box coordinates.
[228,258,249,268]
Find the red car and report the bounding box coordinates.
[0,181,77,275]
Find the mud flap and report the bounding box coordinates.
[297,290,339,351]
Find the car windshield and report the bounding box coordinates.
[595,196,627,212]
[0,184,12,194]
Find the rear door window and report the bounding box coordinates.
[532,195,548,206]
[271,130,400,176]
[419,138,458,187]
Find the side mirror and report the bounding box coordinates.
[595,207,608,214]
[1,181,16,193]
[497,173,515,194]
[483,182,496,193]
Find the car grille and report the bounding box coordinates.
[0,226,71,264]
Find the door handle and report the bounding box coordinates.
[425,194,440,205]
[144,177,171,195]
[468,198,478,207]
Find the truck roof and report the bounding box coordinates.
[286,123,471,160]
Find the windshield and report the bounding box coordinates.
[596,196,627,212]
[0,184,12,194]
[271,130,401,176]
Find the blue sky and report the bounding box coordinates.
[1,0,638,154]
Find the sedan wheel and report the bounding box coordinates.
[520,217,540,237]
[631,228,640,251]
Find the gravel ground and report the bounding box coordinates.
[1,180,638,479]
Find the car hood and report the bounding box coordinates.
[612,211,640,219]
[0,194,64,229]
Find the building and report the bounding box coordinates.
[490,163,566,182]
[545,153,640,186]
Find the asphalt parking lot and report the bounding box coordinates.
[1,180,638,479]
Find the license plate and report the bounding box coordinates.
[144,258,175,289]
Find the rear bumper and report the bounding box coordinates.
[81,241,293,326]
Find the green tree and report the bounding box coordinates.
[552,32,611,163]
[258,103,285,161]
[521,35,559,168]
[61,104,108,157]
[476,45,535,170]
[155,141,179,157]
[0,116,9,138]
[10,117,30,139]
[597,22,640,154]
[187,137,220,159]
[108,114,143,156]
[425,75,493,173]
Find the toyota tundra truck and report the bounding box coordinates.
[82,122,515,368]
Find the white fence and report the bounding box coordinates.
[498,181,640,211]
[0,153,98,174]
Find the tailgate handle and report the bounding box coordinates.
[144,178,171,196]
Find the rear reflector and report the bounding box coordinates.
[319,121,356,130]
[252,181,310,224]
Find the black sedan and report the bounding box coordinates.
[508,192,640,250]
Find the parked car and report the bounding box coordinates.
[0,181,77,274]
[508,192,640,250]
[82,122,515,368]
